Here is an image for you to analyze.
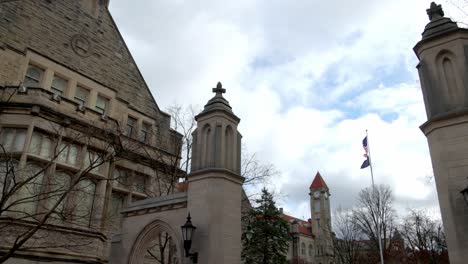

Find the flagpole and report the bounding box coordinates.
[366,129,384,264]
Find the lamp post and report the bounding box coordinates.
[181,213,198,263]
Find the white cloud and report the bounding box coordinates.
[109,0,450,220]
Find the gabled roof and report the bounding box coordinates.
[281,213,314,237]
[309,171,329,190]
[0,1,161,117]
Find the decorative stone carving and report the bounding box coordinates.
[71,34,93,57]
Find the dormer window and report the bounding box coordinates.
[74,86,89,106]
[95,95,109,114]
[24,65,44,87]
[51,75,67,96]
[126,116,137,137]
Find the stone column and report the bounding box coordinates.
[186,82,244,264]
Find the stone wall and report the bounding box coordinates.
[0,0,160,117]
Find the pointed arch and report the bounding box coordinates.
[128,220,182,264]
[436,50,464,108]
[224,125,234,170]
[202,124,212,168]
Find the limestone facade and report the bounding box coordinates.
[0,0,182,263]
[414,3,468,264]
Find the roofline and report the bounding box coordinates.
[105,7,162,113]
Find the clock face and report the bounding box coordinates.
[314,191,321,198]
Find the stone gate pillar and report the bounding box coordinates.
[187,82,244,264]
[414,3,468,263]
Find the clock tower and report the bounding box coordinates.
[309,171,333,261]
[309,171,331,235]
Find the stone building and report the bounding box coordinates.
[414,2,468,264]
[0,0,181,262]
[0,2,246,263]
[282,172,334,264]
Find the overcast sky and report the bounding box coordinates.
[108,0,467,220]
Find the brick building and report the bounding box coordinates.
[282,172,335,264]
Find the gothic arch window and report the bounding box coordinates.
[436,50,464,107]
[225,125,233,170]
[308,244,313,256]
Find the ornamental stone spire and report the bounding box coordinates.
[191,82,242,174]
[187,82,244,263]
[421,2,458,40]
[427,2,444,21]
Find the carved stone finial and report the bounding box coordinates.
[212,81,226,96]
[427,2,444,21]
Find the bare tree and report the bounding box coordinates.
[401,209,449,264]
[332,207,363,264]
[0,86,182,262]
[352,184,396,262]
[0,123,119,263]
[166,104,198,174]
[166,104,279,187]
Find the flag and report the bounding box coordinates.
[362,136,368,152]
[360,136,370,169]
[361,158,370,169]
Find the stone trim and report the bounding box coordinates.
[420,109,468,135]
[122,192,188,215]
[188,168,245,184]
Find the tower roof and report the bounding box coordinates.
[421,2,459,40]
[195,82,240,122]
[309,171,329,190]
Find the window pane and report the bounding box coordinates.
[126,117,137,136]
[74,86,89,105]
[58,142,69,164]
[51,76,67,95]
[113,167,128,186]
[24,65,44,87]
[48,171,71,221]
[134,174,146,193]
[22,163,45,216]
[29,132,42,155]
[314,200,320,213]
[74,179,95,226]
[0,128,26,152]
[84,150,104,174]
[95,95,108,114]
[141,123,150,142]
[108,192,124,232]
[68,145,79,166]
[0,160,17,199]
[12,129,26,152]
[39,137,52,158]
[1,128,15,151]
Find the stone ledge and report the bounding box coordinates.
[122,192,188,214]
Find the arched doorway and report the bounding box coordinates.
[129,220,183,264]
